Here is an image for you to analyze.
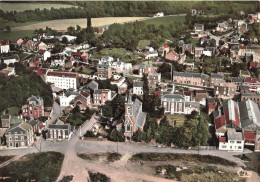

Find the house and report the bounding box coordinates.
[15,38,23,46]
[182,44,193,54]
[71,51,88,62]
[223,99,241,130]
[214,115,227,137]
[1,54,19,65]
[59,90,79,107]
[248,14,258,24]
[0,67,15,76]
[46,123,72,140]
[154,12,164,17]
[97,63,112,79]
[231,77,245,91]
[184,102,200,115]
[124,94,147,141]
[46,70,78,90]
[194,23,204,32]
[22,96,45,119]
[214,82,236,98]
[86,80,99,92]
[93,89,114,106]
[28,119,40,135]
[22,39,35,52]
[0,115,11,128]
[208,102,215,115]
[194,47,204,58]
[148,72,161,85]
[161,92,186,114]
[56,35,77,42]
[0,41,10,53]
[210,73,225,87]
[243,78,260,93]
[74,91,91,110]
[144,50,158,59]
[38,50,51,61]
[240,85,250,94]
[36,42,48,51]
[111,77,125,87]
[173,72,210,87]
[165,51,180,63]
[51,54,66,67]
[203,47,215,57]
[99,56,113,66]
[239,99,260,132]
[118,82,128,94]
[133,82,143,95]
[219,132,244,151]
[241,93,260,104]
[5,122,34,148]
[158,45,170,57]
[216,21,229,32]
[194,90,208,105]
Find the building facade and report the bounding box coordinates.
[22,96,44,119]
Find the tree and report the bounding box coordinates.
[5,26,11,32]
[0,63,7,70]
[62,37,69,45]
[155,117,174,145]
[108,129,124,142]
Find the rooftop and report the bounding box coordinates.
[227,132,243,141]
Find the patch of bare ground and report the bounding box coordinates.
[77,152,122,163]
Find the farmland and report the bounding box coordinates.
[0,30,35,41]
[12,17,148,32]
[0,2,77,12]
[143,15,185,26]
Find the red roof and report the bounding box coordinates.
[239,46,246,50]
[219,137,226,143]
[244,131,255,143]
[195,90,207,94]
[203,36,208,39]
[47,71,77,78]
[81,92,90,98]
[22,39,30,44]
[155,91,160,96]
[249,62,256,69]
[208,103,215,110]
[184,92,191,96]
[0,40,9,46]
[233,107,240,127]
[35,41,41,46]
[171,51,178,57]
[164,45,169,48]
[37,68,47,75]
[215,115,226,130]
[72,52,84,56]
[28,67,40,71]
[38,49,46,54]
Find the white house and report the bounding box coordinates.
[59,90,79,107]
[46,70,78,90]
[99,56,113,66]
[56,35,77,42]
[219,132,244,152]
[111,77,125,87]
[2,55,19,65]
[39,50,51,61]
[133,81,143,95]
[154,12,164,17]
[51,56,66,67]
[145,51,158,59]
[0,41,10,53]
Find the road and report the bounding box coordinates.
[210,31,234,46]
[47,101,62,125]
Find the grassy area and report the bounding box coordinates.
[0,152,64,181]
[0,18,45,30]
[78,152,122,162]
[1,107,20,116]
[0,30,35,41]
[156,165,244,182]
[137,40,151,50]
[234,153,260,175]
[100,48,131,58]
[143,15,185,26]
[191,39,199,47]
[78,67,95,75]
[88,171,111,182]
[0,2,77,12]
[0,156,15,165]
[131,153,237,166]
[166,114,186,127]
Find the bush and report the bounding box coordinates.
[59,175,74,182]
[88,171,111,182]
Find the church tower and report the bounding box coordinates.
[124,94,133,141]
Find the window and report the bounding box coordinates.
[221,145,226,148]
[9,137,12,141]
[237,141,241,144]
[9,143,12,147]
[21,136,24,141]
[230,141,234,143]
[238,146,242,149]
[126,124,131,131]
[15,136,18,141]
[127,107,131,114]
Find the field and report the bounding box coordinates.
[0,18,45,30]
[100,48,132,58]
[0,30,35,41]
[143,15,185,26]
[166,114,186,127]
[0,2,77,12]
[11,17,147,32]
[0,152,64,181]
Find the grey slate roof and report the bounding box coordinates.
[241,93,260,97]
[211,73,224,79]
[136,112,146,128]
[97,63,109,69]
[231,77,245,83]
[48,124,70,130]
[133,81,143,88]
[94,89,102,94]
[173,72,209,79]
[227,132,243,141]
[65,91,79,97]
[162,93,185,102]
[185,102,200,108]
[87,80,99,91]
[132,99,142,118]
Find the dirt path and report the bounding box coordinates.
[0,154,24,168]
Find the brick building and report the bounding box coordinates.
[22,96,44,119]
[97,63,112,79]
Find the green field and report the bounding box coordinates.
[0,18,45,30]
[143,15,185,26]
[0,2,77,12]
[0,30,35,41]
[137,40,151,50]
[1,107,20,116]
[100,48,132,58]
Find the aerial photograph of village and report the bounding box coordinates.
[0,0,259,181]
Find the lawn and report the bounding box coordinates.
[0,30,35,41]
[0,152,64,181]
[166,114,186,127]
[1,107,20,116]
[100,48,131,58]
[0,18,46,30]
[0,156,15,165]
[234,153,260,175]
[137,40,151,50]
[0,2,77,12]
[143,15,185,26]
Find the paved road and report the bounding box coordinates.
[47,102,62,125]
[210,31,234,46]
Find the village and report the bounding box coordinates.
[0,3,260,181]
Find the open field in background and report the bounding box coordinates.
[0,18,45,30]
[0,30,35,41]
[143,15,185,25]
[0,2,77,12]
[12,17,148,32]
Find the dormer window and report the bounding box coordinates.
[126,124,131,131]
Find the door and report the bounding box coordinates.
[15,143,19,147]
